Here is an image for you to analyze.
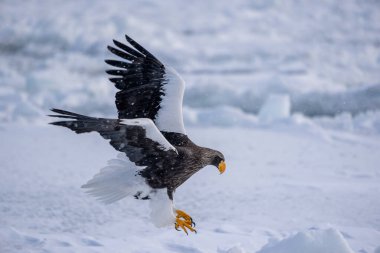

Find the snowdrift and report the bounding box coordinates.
[257,228,354,253]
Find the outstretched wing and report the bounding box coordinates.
[105,35,186,134]
[49,108,178,171]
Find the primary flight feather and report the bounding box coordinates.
[49,34,226,234]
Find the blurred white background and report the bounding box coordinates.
[1,0,380,134]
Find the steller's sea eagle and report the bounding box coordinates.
[49,34,226,234]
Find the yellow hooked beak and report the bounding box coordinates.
[218,160,226,174]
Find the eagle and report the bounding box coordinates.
[49,34,226,235]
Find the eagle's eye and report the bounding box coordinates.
[212,156,222,166]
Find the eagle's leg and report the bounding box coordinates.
[175,209,196,227]
[174,209,196,234]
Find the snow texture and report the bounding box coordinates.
[257,227,355,253]
[1,125,380,252]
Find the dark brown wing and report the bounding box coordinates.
[105,35,186,134]
[49,108,178,171]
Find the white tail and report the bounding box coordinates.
[81,153,150,204]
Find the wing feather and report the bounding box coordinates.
[113,39,144,58]
[107,45,136,61]
[104,60,132,69]
[105,35,186,134]
[49,109,178,166]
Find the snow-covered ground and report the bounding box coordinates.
[1,0,380,252]
[1,124,380,253]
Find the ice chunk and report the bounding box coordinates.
[258,94,291,122]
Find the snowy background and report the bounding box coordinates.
[1,0,380,252]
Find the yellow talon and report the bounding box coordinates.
[174,209,197,234]
[175,209,196,227]
[175,210,193,223]
[175,218,196,235]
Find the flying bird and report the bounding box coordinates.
[49,34,226,234]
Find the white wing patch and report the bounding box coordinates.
[81,153,150,204]
[121,118,177,152]
[155,66,186,134]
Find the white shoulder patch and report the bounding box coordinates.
[121,118,176,152]
[155,66,186,134]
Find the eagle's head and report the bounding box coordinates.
[210,150,226,174]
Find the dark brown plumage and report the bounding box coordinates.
[49,109,224,200]
[49,34,226,234]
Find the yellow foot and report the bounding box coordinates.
[174,209,196,235]
[175,217,197,235]
[175,210,196,227]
